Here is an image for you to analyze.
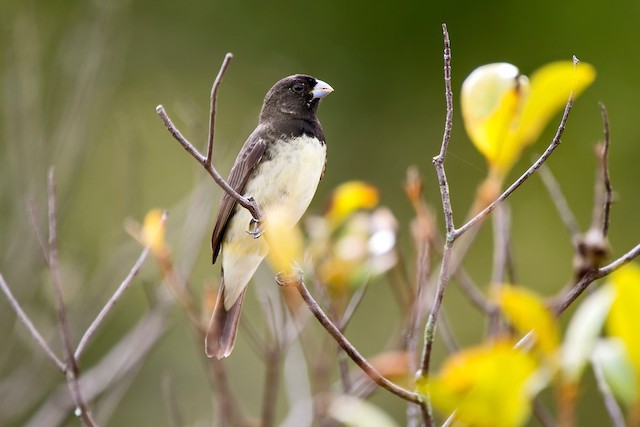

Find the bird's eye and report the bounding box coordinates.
[292,83,305,93]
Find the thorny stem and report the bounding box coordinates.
[47,169,97,427]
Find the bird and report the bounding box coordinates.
[205,74,333,358]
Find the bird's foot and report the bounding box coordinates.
[246,217,263,239]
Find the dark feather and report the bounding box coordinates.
[205,280,247,359]
[210,129,267,264]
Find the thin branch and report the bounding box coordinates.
[453,94,574,240]
[533,398,557,427]
[0,273,66,372]
[432,23,455,237]
[26,201,50,264]
[419,28,455,421]
[261,349,282,427]
[156,54,262,224]
[47,169,97,426]
[287,278,427,410]
[162,374,183,427]
[598,102,613,237]
[554,242,640,314]
[206,53,233,165]
[592,357,626,427]
[538,163,580,240]
[75,217,162,361]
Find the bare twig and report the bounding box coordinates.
[598,103,613,237]
[488,204,510,335]
[47,169,97,427]
[287,278,428,413]
[538,163,580,240]
[162,374,184,427]
[453,95,574,240]
[75,214,162,361]
[261,349,282,427]
[206,53,233,165]
[156,54,262,224]
[592,357,625,427]
[420,27,454,417]
[25,305,168,427]
[432,23,455,238]
[533,398,557,427]
[0,274,66,371]
[555,242,640,314]
[26,201,50,264]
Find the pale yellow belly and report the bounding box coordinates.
[221,135,326,308]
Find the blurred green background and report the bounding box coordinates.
[1,0,639,425]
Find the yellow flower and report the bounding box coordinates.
[263,205,304,278]
[497,286,560,359]
[141,209,168,258]
[462,61,595,179]
[606,263,640,388]
[421,340,545,427]
[325,181,379,227]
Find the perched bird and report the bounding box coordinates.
[206,74,333,358]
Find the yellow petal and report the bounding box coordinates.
[424,340,542,427]
[263,206,304,276]
[497,286,560,357]
[325,181,379,226]
[461,63,529,175]
[606,263,640,378]
[514,61,596,150]
[141,209,167,257]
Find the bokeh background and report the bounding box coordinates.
[2,0,639,425]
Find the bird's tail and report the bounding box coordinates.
[205,279,247,359]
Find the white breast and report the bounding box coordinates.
[220,135,326,308]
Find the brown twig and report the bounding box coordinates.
[592,356,625,427]
[0,273,66,371]
[47,169,97,427]
[538,163,581,240]
[554,242,640,314]
[206,53,233,165]
[598,102,613,237]
[287,278,428,414]
[156,54,262,224]
[420,27,454,415]
[453,95,574,240]
[162,374,184,427]
[75,212,165,361]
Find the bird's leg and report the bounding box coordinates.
[245,196,264,238]
[246,217,263,238]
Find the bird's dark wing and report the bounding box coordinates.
[211,129,267,264]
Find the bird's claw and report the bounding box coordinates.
[246,217,263,239]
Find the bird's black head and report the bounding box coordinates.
[260,74,333,122]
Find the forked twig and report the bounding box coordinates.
[555,242,640,314]
[0,274,66,371]
[75,213,165,361]
[156,53,262,224]
[47,169,97,426]
[286,278,429,418]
